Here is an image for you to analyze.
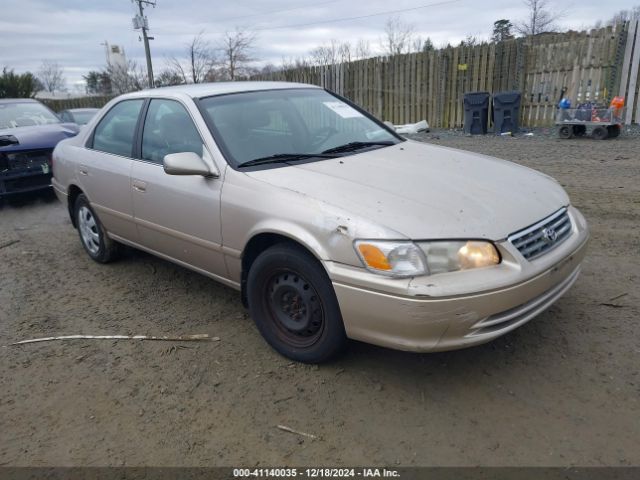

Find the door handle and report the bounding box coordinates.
[79,164,89,176]
[132,180,147,193]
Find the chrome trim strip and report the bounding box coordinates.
[134,216,223,253]
[507,207,567,243]
[508,207,572,261]
[93,203,133,221]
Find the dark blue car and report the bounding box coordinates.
[0,98,79,198]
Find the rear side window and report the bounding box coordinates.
[141,99,203,164]
[91,99,144,157]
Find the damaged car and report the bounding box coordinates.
[1,98,79,198]
[52,82,589,363]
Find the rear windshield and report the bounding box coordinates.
[71,110,98,125]
[199,88,399,167]
[0,102,60,129]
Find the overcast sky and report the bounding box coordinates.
[0,0,636,90]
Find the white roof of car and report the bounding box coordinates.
[123,81,320,99]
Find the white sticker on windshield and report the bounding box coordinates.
[323,102,363,119]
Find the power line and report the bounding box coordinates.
[241,0,465,33]
[219,0,342,22]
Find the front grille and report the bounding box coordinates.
[508,208,572,260]
[0,149,51,172]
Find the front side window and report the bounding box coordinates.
[92,99,144,157]
[199,88,400,167]
[0,101,60,129]
[141,99,203,164]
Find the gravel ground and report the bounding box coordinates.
[0,132,638,467]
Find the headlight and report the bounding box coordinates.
[354,240,428,277]
[419,240,500,274]
[354,240,500,277]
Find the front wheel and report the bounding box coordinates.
[74,194,119,263]
[247,244,348,363]
[558,125,573,139]
[591,126,609,140]
[607,125,621,138]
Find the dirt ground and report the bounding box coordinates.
[1,132,638,467]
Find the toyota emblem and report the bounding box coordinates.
[542,227,559,244]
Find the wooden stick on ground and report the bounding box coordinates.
[4,334,219,347]
[276,424,318,440]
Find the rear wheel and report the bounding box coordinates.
[592,126,609,140]
[558,125,573,139]
[247,243,348,363]
[74,194,119,263]
[607,125,621,138]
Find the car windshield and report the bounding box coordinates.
[70,111,97,125]
[199,88,401,167]
[0,102,60,129]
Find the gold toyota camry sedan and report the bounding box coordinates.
[52,82,589,363]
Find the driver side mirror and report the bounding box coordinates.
[163,152,218,177]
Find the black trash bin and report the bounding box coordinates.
[493,91,521,134]
[463,92,490,135]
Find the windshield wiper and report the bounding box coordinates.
[237,153,338,168]
[321,141,395,155]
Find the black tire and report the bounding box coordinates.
[607,125,621,138]
[558,125,573,139]
[74,194,119,263]
[592,126,609,140]
[247,243,348,363]
[572,125,587,137]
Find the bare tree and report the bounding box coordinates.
[354,39,372,60]
[106,60,147,94]
[310,40,354,66]
[155,69,184,87]
[309,38,374,66]
[167,33,218,84]
[380,16,416,55]
[607,5,640,26]
[459,35,481,47]
[219,27,257,80]
[38,60,66,93]
[260,63,279,75]
[515,0,562,36]
[281,56,311,70]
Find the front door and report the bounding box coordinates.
[131,98,226,279]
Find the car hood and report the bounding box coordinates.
[0,123,79,152]
[246,140,570,240]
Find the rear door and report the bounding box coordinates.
[130,98,226,278]
[80,99,144,239]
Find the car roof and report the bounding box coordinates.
[0,98,41,104]
[121,81,320,100]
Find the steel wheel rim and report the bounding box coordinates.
[78,206,100,255]
[263,269,325,348]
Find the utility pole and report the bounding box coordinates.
[132,0,155,88]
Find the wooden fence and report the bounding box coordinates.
[40,95,113,112]
[252,22,639,128]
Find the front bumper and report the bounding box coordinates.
[0,171,52,197]
[327,206,589,352]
